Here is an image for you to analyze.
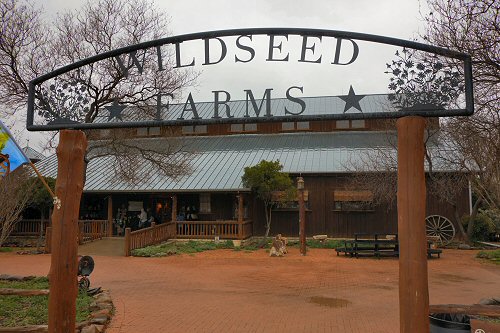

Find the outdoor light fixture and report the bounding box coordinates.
[297,177,304,190]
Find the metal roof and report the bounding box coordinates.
[94,94,398,123]
[22,146,45,162]
[35,131,460,193]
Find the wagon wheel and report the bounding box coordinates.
[425,215,455,245]
[0,153,10,177]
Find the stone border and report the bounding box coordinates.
[0,275,114,333]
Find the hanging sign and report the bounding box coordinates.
[26,28,473,131]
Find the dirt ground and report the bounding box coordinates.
[1,247,499,333]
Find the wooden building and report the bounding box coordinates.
[34,95,470,241]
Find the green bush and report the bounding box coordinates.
[132,240,235,257]
[462,211,496,241]
[476,250,500,265]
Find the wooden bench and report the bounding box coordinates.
[335,233,442,259]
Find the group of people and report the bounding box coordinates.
[114,205,156,235]
[176,206,198,221]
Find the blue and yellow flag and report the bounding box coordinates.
[0,120,30,177]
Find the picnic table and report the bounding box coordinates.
[335,233,442,259]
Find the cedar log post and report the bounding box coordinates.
[107,195,113,237]
[48,130,87,333]
[397,117,429,333]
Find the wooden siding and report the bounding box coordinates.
[251,173,469,238]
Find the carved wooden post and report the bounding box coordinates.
[48,130,87,333]
[397,117,429,333]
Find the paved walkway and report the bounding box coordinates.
[78,238,125,257]
[1,248,499,332]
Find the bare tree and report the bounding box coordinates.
[0,168,35,246]
[0,0,198,181]
[421,0,500,210]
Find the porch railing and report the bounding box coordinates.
[176,220,253,240]
[78,220,109,245]
[11,219,50,236]
[125,222,176,256]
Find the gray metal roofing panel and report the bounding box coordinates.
[93,94,398,123]
[35,131,461,192]
[22,146,45,161]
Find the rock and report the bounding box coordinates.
[94,294,112,303]
[76,320,90,329]
[81,325,99,333]
[91,308,111,318]
[0,274,10,280]
[458,244,471,250]
[313,234,328,241]
[479,297,500,305]
[90,316,108,325]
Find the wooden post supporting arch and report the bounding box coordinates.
[48,130,87,333]
[397,116,429,333]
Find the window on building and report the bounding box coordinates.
[230,124,243,132]
[281,121,310,131]
[182,126,194,134]
[333,190,374,211]
[297,121,310,130]
[336,120,366,129]
[149,127,161,135]
[351,120,366,128]
[271,190,309,209]
[137,127,148,136]
[183,125,207,134]
[230,123,258,132]
[100,129,111,138]
[245,123,257,131]
[199,193,211,213]
[336,120,350,129]
[137,127,161,136]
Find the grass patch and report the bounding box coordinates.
[476,249,500,264]
[132,240,235,257]
[288,239,346,249]
[0,277,93,326]
[0,247,13,253]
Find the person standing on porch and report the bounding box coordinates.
[138,208,147,228]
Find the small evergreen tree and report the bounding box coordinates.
[242,160,295,242]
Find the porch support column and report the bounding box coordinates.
[238,194,244,239]
[171,195,177,222]
[397,116,429,333]
[238,194,244,224]
[107,195,113,237]
[48,130,87,333]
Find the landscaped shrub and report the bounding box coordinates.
[462,210,497,242]
[476,249,500,264]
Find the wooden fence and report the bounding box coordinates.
[124,222,176,256]
[78,220,109,245]
[12,219,50,236]
[176,220,253,240]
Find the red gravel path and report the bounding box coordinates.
[1,248,499,333]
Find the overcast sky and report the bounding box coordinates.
[12,0,428,152]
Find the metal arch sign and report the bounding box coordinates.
[26,28,474,131]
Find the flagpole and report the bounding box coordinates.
[29,161,56,198]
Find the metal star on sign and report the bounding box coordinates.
[106,100,126,121]
[339,85,366,113]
